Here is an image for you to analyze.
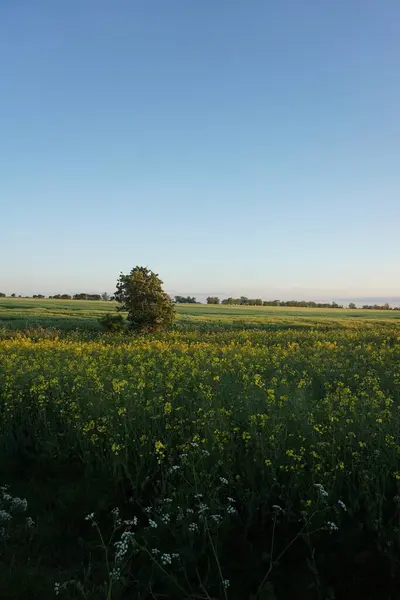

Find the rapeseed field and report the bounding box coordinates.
[1,326,400,598]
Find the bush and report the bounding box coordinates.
[98,313,125,332]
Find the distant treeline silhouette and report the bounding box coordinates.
[1,293,399,310]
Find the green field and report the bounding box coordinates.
[1,297,400,332]
[1,299,400,598]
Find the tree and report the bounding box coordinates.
[101,292,110,302]
[206,296,220,304]
[0,292,5,297]
[348,302,356,309]
[11,293,16,298]
[115,266,175,332]
[174,296,197,304]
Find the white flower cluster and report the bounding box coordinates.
[198,503,209,515]
[10,497,28,512]
[114,530,135,562]
[148,519,158,529]
[110,567,121,581]
[0,510,12,522]
[26,516,35,528]
[326,521,338,532]
[85,512,95,522]
[0,484,33,539]
[160,552,179,565]
[314,483,328,499]
[211,514,223,524]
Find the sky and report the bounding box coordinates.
[1,0,400,300]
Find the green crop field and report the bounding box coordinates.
[1,297,400,333]
[1,299,400,598]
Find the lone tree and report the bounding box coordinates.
[115,266,175,332]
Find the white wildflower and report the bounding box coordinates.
[198,503,209,515]
[10,497,28,512]
[188,522,199,533]
[314,483,328,498]
[223,579,230,589]
[211,514,223,524]
[85,513,95,521]
[26,516,34,528]
[338,500,347,511]
[110,567,121,580]
[161,553,172,565]
[219,477,229,485]
[148,519,158,529]
[326,521,338,532]
[114,530,135,562]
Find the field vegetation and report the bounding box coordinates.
[1,299,400,598]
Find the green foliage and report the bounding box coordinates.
[174,295,197,304]
[115,266,175,332]
[98,312,125,332]
[206,296,220,304]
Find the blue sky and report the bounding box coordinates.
[1,0,399,299]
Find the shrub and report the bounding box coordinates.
[98,313,125,332]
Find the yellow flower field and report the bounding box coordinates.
[1,325,400,598]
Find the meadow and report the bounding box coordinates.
[2,297,400,332]
[1,300,400,599]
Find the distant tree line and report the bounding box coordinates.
[0,293,114,300]
[361,303,400,311]
[206,296,220,304]
[174,296,198,304]
[216,297,343,308]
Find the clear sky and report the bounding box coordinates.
[1,0,399,300]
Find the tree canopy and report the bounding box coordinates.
[115,266,175,332]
